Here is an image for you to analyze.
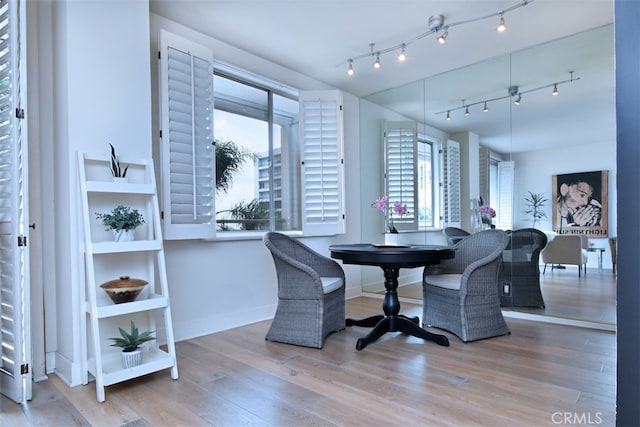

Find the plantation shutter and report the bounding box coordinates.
[0,0,31,403]
[496,160,514,230]
[443,140,461,227]
[383,121,418,231]
[479,146,490,203]
[299,90,345,236]
[159,30,216,240]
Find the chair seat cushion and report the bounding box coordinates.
[425,274,463,290]
[321,277,343,294]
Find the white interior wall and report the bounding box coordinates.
[512,140,616,268]
[49,0,155,386]
[148,15,364,343]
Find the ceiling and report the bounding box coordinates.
[150,0,615,153]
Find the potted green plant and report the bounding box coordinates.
[109,320,155,368]
[109,143,128,179]
[95,205,145,242]
[523,191,548,228]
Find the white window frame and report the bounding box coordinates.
[158,31,344,239]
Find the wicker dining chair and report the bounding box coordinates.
[263,232,346,348]
[443,226,471,246]
[498,228,548,308]
[422,229,510,343]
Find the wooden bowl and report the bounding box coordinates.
[100,276,148,304]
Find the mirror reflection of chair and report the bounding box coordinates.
[263,232,346,348]
[608,236,617,275]
[499,228,548,308]
[443,227,471,246]
[422,229,510,343]
[541,235,589,276]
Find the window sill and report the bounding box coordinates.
[201,230,304,242]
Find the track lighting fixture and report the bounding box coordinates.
[347,60,354,76]
[497,13,507,32]
[343,0,537,75]
[435,71,580,119]
[397,45,407,62]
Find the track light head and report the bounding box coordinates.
[373,54,381,69]
[497,13,507,32]
[437,31,448,44]
[514,94,522,105]
[446,111,451,121]
[552,83,559,95]
[483,102,489,112]
[397,45,407,62]
[347,60,354,76]
[464,106,470,116]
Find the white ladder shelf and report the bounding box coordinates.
[77,152,178,402]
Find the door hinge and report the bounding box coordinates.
[21,363,29,375]
[16,108,25,119]
[17,235,27,247]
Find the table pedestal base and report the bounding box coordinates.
[347,265,450,351]
[346,314,449,350]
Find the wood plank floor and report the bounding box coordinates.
[1,297,616,426]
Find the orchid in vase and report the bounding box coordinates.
[373,196,408,233]
[478,204,496,226]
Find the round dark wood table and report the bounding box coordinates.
[329,243,456,350]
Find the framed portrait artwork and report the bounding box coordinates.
[552,170,608,237]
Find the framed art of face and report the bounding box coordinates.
[552,170,608,237]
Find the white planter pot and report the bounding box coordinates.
[121,348,143,368]
[113,229,134,242]
[384,232,399,246]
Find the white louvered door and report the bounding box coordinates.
[0,0,31,403]
[158,30,216,240]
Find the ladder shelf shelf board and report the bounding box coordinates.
[77,151,178,402]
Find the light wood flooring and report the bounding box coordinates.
[1,297,616,426]
[390,267,616,326]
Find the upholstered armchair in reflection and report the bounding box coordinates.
[422,229,510,343]
[541,234,588,276]
[498,228,548,308]
[263,232,346,348]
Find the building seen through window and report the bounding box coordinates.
[213,72,300,232]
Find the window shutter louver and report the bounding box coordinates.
[443,140,461,227]
[383,121,418,231]
[159,30,216,239]
[299,90,345,236]
[496,160,514,230]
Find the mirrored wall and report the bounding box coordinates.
[358,23,616,327]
